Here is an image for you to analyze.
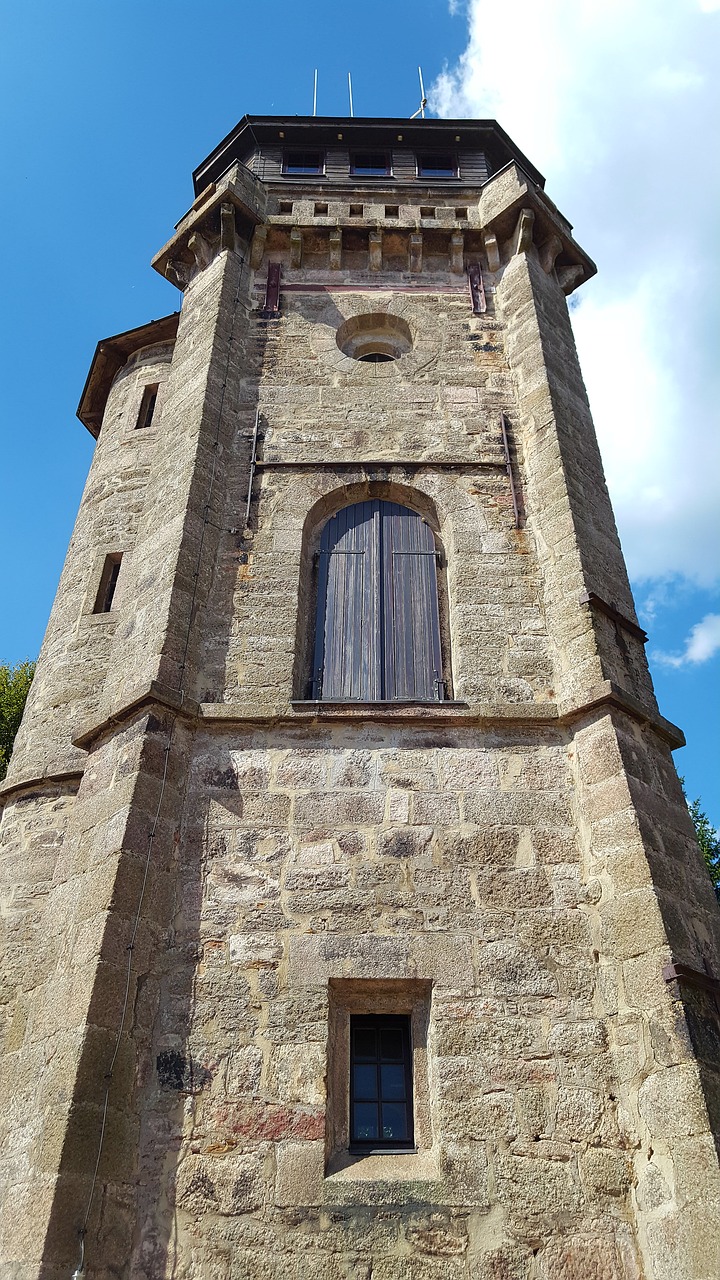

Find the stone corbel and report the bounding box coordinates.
[450,231,464,275]
[188,231,213,272]
[369,229,383,272]
[290,227,303,268]
[220,202,237,254]
[540,234,563,274]
[249,224,268,270]
[513,208,535,257]
[164,259,193,290]
[483,230,501,273]
[558,263,585,294]
[409,231,423,274]
[329,227,342,271]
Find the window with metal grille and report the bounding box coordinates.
[416,153,458,179]
[312,499,445,702]
[350,1016,414,1150]
[350,151,391,177]
[136,384,158,429]
[283,150,324,175]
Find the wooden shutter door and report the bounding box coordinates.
[381,502,443,700]
[313,501,381,699]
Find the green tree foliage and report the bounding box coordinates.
[681,777,720,899]
[689,795,720,899]
[0,660,35,782]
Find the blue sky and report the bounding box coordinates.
[1,0,717,820]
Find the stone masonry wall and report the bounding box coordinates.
[132,724,649,1280]
[5,343,175,789]
[3,147,720,1280]
[200,282,555,714]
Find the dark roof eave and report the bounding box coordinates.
[77,313,180,437]
[192,114,545,194]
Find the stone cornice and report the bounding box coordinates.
[478,162,596,294]
[1,678,682,806]
[61,679,683,754]
[0,769,83,806]
[151,165,267,289]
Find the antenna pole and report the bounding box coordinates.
[410,66,429,119]
[313,69,318,117]
[348,72,354,118]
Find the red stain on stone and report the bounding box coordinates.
[211,1102,324,1142]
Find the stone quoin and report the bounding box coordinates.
[1,114,719,1280]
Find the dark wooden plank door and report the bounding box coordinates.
[315,500,443,701]
[381,502,443,700]
[314,500,381,700]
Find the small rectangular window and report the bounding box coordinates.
[94,553,122,614]
[283,150,324,175]
[420,206,436,218]
[384,205,399,219]
[279,200,294,214]
[455,207,468,220]
[350,1015,414,1150]
[349,203,363,217]
[350,152,390,177]
[417,153,458,179]
[314,202,329,216]
[136,384,158,430]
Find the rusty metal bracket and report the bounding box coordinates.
[263,261,281,313]
[579,591,648,643]
[468,263,486,314]
[244,408,261,528]
[500,412,521,529]
[662,962,720,996]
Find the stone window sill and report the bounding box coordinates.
[81,612,119,626]
[348,1146,418,1156]
[326,1148,440,1185]
[291,700,467,709]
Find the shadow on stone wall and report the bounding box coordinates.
[38,712,204,1279]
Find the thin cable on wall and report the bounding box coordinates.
[72,251,246,1276]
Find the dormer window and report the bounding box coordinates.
[283,150,324,175]
[416,153,458,179]
[350,151,391,177]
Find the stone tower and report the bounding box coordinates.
[1,115,719,1280]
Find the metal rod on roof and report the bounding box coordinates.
[411,66,429,119]
[313,69,318,116]
[348,72,354,118]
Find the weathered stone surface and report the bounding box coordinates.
[2,116,719,1280]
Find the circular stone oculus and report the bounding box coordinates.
[336,313,413,362]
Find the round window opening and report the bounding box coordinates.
[336,313,413,363]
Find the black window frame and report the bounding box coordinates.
[282,149,325,176]
[416,152,459,180]
[349,1014,415,1152]
[349,150,392,178]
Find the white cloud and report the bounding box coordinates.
[430,0,720,588]
[654,613,720,666]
